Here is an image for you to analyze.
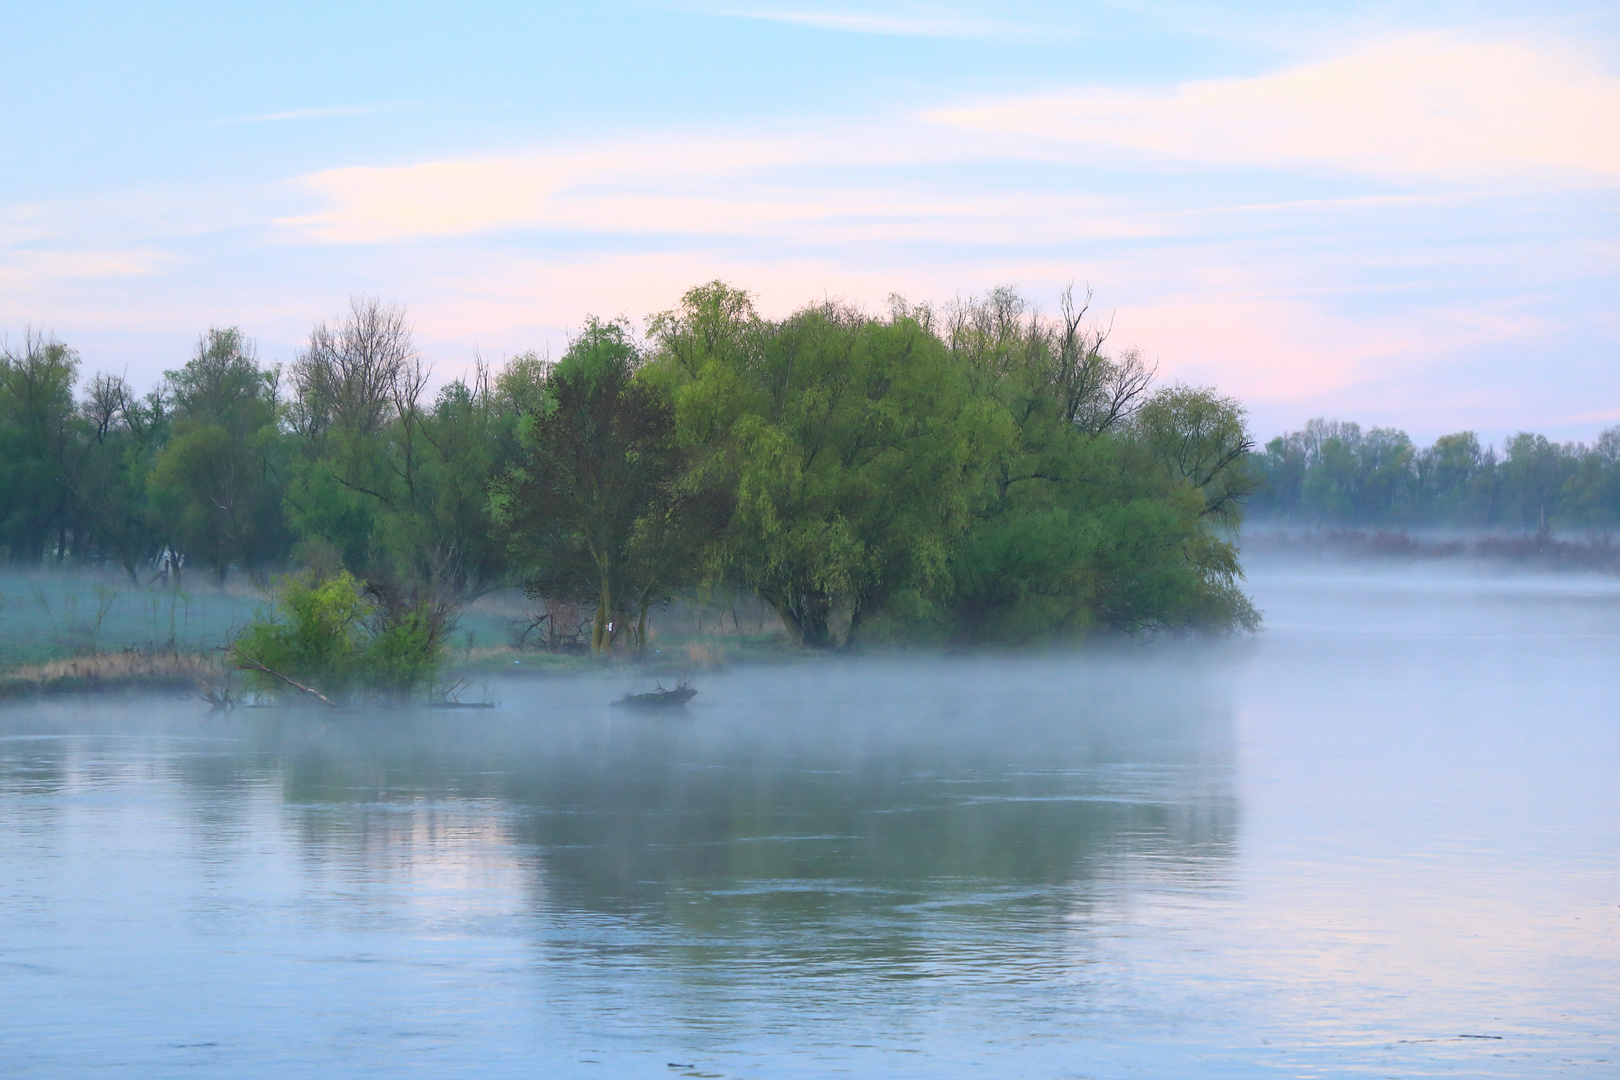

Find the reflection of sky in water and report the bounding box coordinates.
[1,562,1617,1077]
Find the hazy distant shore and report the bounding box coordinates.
[1242,525,1620,573]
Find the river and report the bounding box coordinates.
[2,560,1617,1077]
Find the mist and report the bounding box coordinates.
[2,554,1616,1077]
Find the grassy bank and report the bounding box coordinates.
[0,650,226,701]
[0,569,801,704]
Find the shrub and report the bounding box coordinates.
[231,571,448,705]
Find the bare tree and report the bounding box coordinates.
[289,296,416,442]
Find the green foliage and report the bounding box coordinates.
[64,374,169,582]
[146,328,287,584]
[1133,385,1257,526]
[648,288,1004,647]
[286,298,508,596]
[1252,418,1620,530]
[494,318,717,654]
[639,282,1259,647]
[230,570,447,703]
[9,279,1271,654]
[234,572,368,699]
[0,332,80,564]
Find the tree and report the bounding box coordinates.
[146,328,286,584]
[1133,385,1256,526]
[1501,432,1575,531]
[63,373,168,582]
[497,318,702,654]
[929,288,1256,641]
[1416,431,1482,522]
[0,331,80,564]
[650,288,999,648]
[1560,427,1620,530]
[287,298,509,597]
[231,570,448,705]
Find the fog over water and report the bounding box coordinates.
[2,558,1617,1077]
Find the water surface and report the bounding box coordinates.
[2,562,1617,1077]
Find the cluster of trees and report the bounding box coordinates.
[1251,419,1620,531]
[0,307,511,595]
[1,282,1259,655]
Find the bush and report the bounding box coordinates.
[231,571,447,704]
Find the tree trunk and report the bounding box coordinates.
[798,591,833,649]
[593,570,611,654]
[842,601,866,651]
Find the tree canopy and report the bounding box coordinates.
[1,280,1290,652]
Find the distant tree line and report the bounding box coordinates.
[0,282,1258,652]
[1250,419,1620,531]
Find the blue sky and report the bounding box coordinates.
[3,0,1618,443]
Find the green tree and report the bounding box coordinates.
[287,298,509,597]
[1560,428,1620,529]
[0,331,80,564]
[63,373,168,582]
[1133,385,1256,526]
[1500,432,1575,531]
[496,318,702,654]
[231,570,447,704]
[1415,431,1483,523]
[650,287,1000,648]
[146,328,286,584]
[934,290,1255,642]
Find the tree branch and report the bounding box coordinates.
[232,653,343,708]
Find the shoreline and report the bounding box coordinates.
[1241,526,1620,574]
[0,636,782,705]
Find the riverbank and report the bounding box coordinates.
[1241,526,1620,574]
[0,650,224,701]
[0,629,805,704]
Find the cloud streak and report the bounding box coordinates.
[275,34,1620,252]
[6,30,1614,439]
[275,130,1153,246]
[929,34,1620,180]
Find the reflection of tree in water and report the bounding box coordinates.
[0,672,1239,1007]
[187,674,1239,971]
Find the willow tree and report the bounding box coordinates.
[649,286,1002,648]
[936,288,1259,641]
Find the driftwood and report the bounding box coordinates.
[232,654,343,709]
[195,677,235,711]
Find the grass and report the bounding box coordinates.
[0,571,804,703]
[0,649,226,701]
[0,568,267,669]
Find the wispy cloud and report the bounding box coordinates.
[0,248,176,291]
[231,102,410,124]
[9,29,1615,438]
[274,33,1620,253]
[929,34,1620,180]
[274,130,1153,246]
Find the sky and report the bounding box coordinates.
[2,0,1617,444]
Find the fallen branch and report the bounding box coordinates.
[194,677,235,711]
[231,653,343,709]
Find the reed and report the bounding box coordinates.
[0,650,224,700]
